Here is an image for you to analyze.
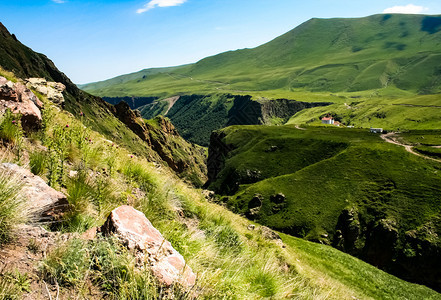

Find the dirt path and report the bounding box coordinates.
[295,125,306,130]
[380,132,441,163]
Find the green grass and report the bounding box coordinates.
[0,164,26,245]
[210,125,441,237]
[29,150,46,176]
[283,234,441,299]
[287,93,441,130]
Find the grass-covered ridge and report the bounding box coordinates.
[82,14,441,98]
[207,124,441,289]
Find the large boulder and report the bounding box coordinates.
[101,205,196,287]
[0,163,69,222]
[0,76,43,131]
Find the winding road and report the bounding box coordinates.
[380,132,441,163]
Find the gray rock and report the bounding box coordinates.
[26,78,65,105]
[259,226,281,241]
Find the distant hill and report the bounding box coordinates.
[82,14,441,97]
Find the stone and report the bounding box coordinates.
[202,189,215,201]
[26,78,65,105]
[100,205,196,287]
[0,163,69,222]
[0,77,42,131]
[259,226,281,241]
[247,224,255,231]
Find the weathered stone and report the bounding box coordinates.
[0,77,42,131]
[0,163,69,222]
[26,78,65,105]
[202,189,215,201]
[101,205,196,287]
[259,226,281,240]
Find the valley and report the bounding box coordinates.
[79,12,441,295]
[1,9,441,299]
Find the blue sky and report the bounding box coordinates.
[1,0,440,84]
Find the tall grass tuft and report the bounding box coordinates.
[0,110,23,145]
[29,150,46,176]
[40,239,89,287]
[0,165,27,245]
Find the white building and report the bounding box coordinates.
[321,116,334,125]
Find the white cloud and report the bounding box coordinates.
[137,0,187,14]
[52,0,66,3]
[383,4,429,14]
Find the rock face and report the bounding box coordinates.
[101,205,196,287]
[112,101,152,143]
[0,76,43,131]
[111,102,207,186]
[0,163,69,222]
[25,78,65,105]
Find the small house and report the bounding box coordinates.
[370,128,383,133]
[321,116,334,125]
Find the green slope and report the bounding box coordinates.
[207,125,441,290]
[82,14,441,97]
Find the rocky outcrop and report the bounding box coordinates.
[101,206,196,287]
[0,76,42,131]
[0,163,69,222]
[111,101,152,143]
[111,101,207,186]
[25,78,65,105]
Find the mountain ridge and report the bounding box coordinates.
[81,13,441,97]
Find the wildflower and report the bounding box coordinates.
[79,111,84,116]
[66,124,69,128]
[11,120,16,124]
[130,155,133,158]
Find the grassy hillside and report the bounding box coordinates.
[207,125,441,290]
[82,14,441,98]
[287,93,441,130]
[0,81,440,299]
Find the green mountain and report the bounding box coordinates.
[80,14,441,146]
[82,14,441,96]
